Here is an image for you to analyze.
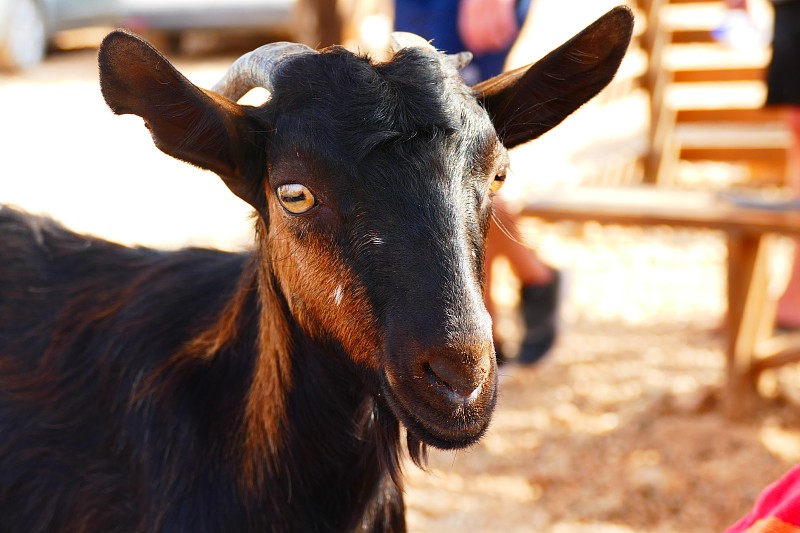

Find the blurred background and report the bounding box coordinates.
[3,0,800,531]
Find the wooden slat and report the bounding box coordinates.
[754,332,800,373]
[677,107,784,123]
[666,81,767,110]
[670,30,716,44]
[677,122,788,139]
[681,147,788,162]
[675,122,791,149]
[665,43,770,70]
[659,2,727,32]
[674,68,765,83]
[521,187,800,236]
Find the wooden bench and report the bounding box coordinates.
[520,186,800,419]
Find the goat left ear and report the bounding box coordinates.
[98,30,267,209]
[475,6,634,149]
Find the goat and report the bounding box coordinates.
[0,7,633,532]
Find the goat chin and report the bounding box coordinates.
[379,365,498,450]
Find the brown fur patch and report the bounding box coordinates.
[176,262,258,362]
[240,228,293,489]
[266,203,384,368]
[128,263,259,411]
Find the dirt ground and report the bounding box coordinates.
[3,21,800,533]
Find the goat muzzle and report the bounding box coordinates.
[380,323,497,450]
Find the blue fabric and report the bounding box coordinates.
[394,0,532,82]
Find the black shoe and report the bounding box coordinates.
[518,270,560,365]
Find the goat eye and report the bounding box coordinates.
[490,172,506,193]
[276,184,316,214]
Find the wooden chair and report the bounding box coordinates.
[637,0,789,187]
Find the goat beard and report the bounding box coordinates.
[356,397,428,489]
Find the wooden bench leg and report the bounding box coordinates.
[724,233,772,419]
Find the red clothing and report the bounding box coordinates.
[726,464,800,532]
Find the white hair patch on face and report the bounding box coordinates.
[333,284,344,306]
[369,235,384,246]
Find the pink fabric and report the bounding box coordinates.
[726,464,800,532]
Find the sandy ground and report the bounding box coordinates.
[3,9,800,532]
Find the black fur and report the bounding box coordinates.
[0,207,406,532]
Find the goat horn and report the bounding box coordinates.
[445,51,473,71]
[389,32,436,52]
[212,42,318,102]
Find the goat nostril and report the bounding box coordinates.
[425,358,484,403]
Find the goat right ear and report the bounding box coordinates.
[474,6,634,149]
[98,30,267,209]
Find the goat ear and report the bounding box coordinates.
[474,6,634,149]
[98,30,266,208]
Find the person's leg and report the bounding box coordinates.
[484,207,547,345]
[777,107,800,328]
[487,206,554,286]
[486,201,559,364]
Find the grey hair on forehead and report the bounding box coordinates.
[389,32,473,74]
